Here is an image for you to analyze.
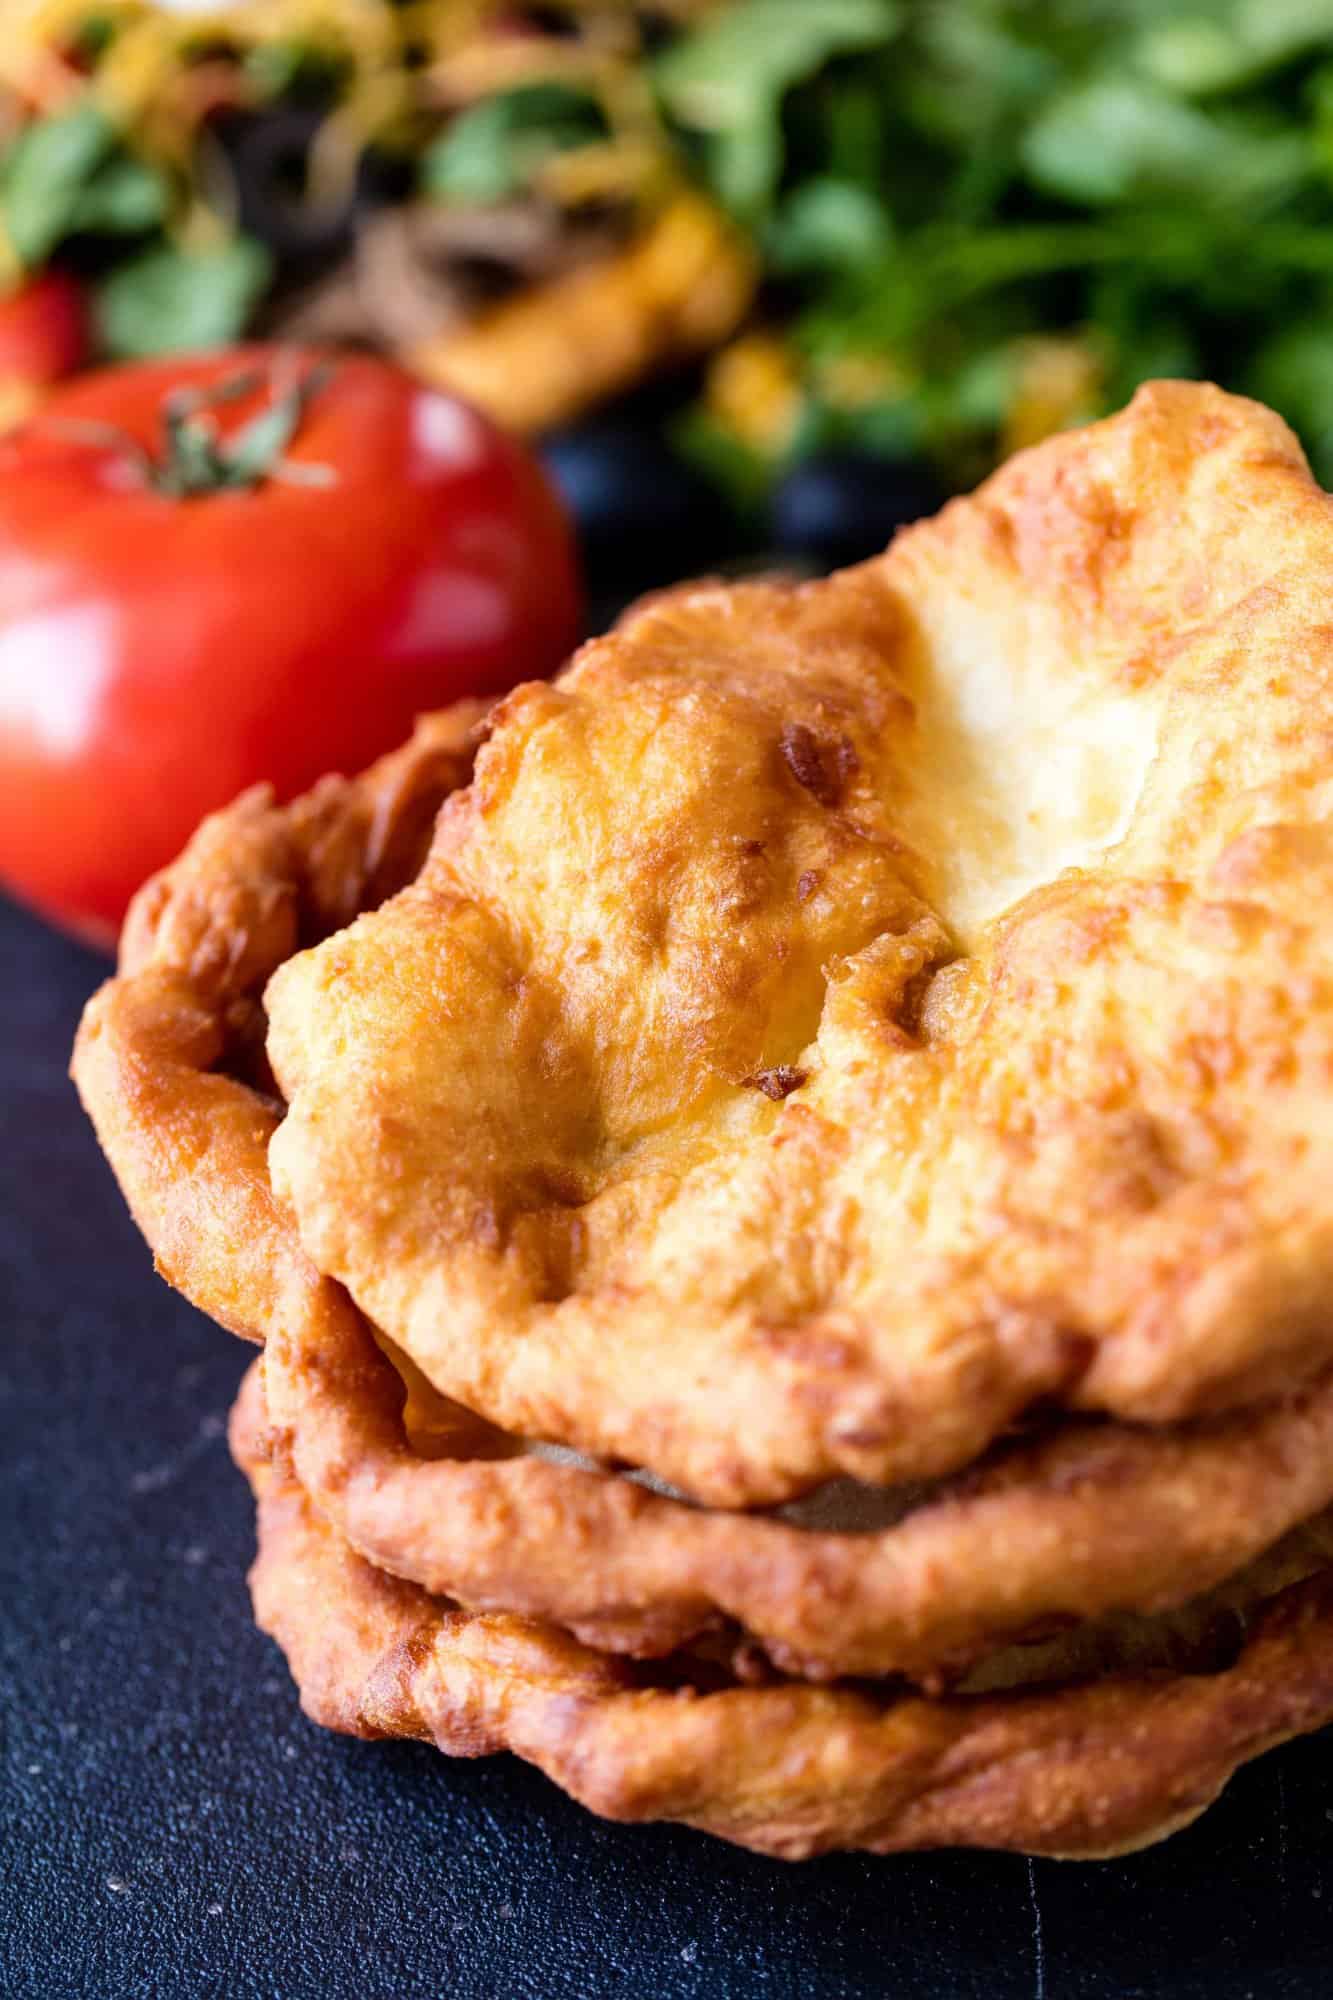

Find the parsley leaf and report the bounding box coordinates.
[655,0,901,217]
[421,84,609,204]
[95,238,272,360]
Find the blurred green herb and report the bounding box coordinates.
[68,155,168,237]
[71,13,118,63]
[421,84,609,203]
[95,238,272,360]
[1134,2,1333,97]
[657,0,1333,483]
[653,0,901,217]
[764,179,893,274]
[1022,77,1312,209]
[1,104,167,267]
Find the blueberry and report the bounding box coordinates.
[770,452,943,569]
[540,422,731,596]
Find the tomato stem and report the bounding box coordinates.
[50,355,337,498]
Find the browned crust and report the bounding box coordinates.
[257,382,1333,1504]
[73,706,484,1342]
[231,1369,1333,1862]
[263,1266,1333,1683]
[71,684,1333,1682]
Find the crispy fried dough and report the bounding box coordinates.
[231,1366,1333,1861]
[71,645,1333,1682]
[263,1272,1333,1683]
[261,384,1333,1504]
[74,707,483,1342]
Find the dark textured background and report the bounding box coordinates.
[3,889,1332,2000]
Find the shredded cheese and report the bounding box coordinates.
[0,3,695,225]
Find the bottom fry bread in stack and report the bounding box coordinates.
[74,383,1333,1858]
[231,1363,1333,1860]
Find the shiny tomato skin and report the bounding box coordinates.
[0,268,88,389]
[0,348,583,946]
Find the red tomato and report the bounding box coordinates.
[0,268,88,401]
[0,347,583,947]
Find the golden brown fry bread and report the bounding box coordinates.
[71,609,1333,1683]
[264,1276,1333,1683]
[231,1367,1333,1862]
[73,706,483,1342]
[262,383,1333,1504]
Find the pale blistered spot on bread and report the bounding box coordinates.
[896,624,1164,946]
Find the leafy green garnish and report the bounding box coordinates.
[95,237,272,360]
[764,178,892,274]
[0,103,169,267]
[69,155,167,236]
[70,12,119,63]
[3,105,112,265]
[658,0,1333,486]
[654,0,901,217]
[1134,1,1333,97]
[421,84,609,204]
[243,39,316,100]
[1023,76,1311,209]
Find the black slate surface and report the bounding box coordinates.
[3,887,1332,2000]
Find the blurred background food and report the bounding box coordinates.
[7,0,1333,583]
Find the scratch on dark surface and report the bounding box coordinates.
[130,1410,227,1494]
[1026,1859,1046,2000]
[1275,1767,1288,1904]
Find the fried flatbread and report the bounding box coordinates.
[232,1365,1333,1861]
[260,384,1333,1503]
[72,691,1333,1680]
